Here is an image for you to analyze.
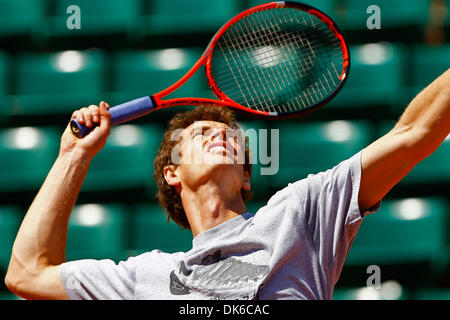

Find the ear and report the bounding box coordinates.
[163,165,181,187]
[242,170,251,191]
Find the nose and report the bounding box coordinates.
[210,126,228,141]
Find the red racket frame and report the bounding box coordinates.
[151,1,350,118]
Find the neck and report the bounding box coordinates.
[181,181,247,238]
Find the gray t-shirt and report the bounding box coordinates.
[60,151,380,300]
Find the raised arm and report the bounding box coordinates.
[359,69,450,212]
[4,102,111,300]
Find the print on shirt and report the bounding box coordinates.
[169,250,269,297]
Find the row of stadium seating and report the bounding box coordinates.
[1,121,449,195]
[0,0,448,41]
[0,43,449,122]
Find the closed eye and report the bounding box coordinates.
[190,124,211,138]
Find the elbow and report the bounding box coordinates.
[4,256,17,292]
[4,255,38,298]
[4,253,22,295]
[5,267,38,299]
[4,269,21,296]
[4,272,13,291]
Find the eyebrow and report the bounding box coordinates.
[187,123,232,135]
[188,124,211,135]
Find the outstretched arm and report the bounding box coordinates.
[359,69,450,212]
[5,102,111,300]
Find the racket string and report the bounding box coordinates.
[214,44,340,109]
[252,9,306,113]
[213,17,342,83]
[219,27,278,112]
[216,41,256,109]
[214,23,339,77]
[222,18,278,112]
[214,14,342,69]
[210,7,345,113]
[216,26,329,110]
[265,8,324,111]
[217,38,271,111]
[242,11,288,112]
[215,17,278,109]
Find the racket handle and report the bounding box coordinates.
[70,96,155,138]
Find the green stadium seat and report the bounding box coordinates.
[410,45,450,86]
[145,0,239,35]
[396,45,450,115]
[11,50,104,116]
[132,204,193,253]
[0,51,10,122]
[273,120,371,187]
[401,134,450,185]
[81,124,162,194]
[328,43,406,110]
[0,126,59,192]
[345,197,447,271]
[0,0,44,37]
[46,0,141,37]
[412,289,450,300]
[0,51,7,94]
[377,122,450,185]
[341,0,430,30]
[333,281,407,300]
[447,2,450,27]
[245,201,266,216]
[110,48,205,107]
[66,203,128,260]
[0,292,22,300]
[0,206,22,270]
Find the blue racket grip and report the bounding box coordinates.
[70,96,155,138]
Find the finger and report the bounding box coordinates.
[88,104,101,123]
[81,106,96,127]
[99,101,111,133]
[74,109,85,124]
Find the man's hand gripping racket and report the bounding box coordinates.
[71,1,350,138]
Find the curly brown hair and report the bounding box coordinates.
[153,106,252,230]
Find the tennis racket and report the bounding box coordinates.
[71,1,350,138]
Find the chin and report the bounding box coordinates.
[205,154,238,166]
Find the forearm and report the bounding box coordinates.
[9,151,91,275]
[5,102,110,299]
[394,68,450,157]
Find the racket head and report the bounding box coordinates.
[203,1,350,118]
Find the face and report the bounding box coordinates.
[179,120,245,165]
[164,120,250,192]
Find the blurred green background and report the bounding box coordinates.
[0,0,449,300]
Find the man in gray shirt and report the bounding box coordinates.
[5,69,450,300]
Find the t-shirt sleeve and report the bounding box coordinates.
[293,151,380,284]
[59,257,136,300]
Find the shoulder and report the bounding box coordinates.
[275,151,361,201]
